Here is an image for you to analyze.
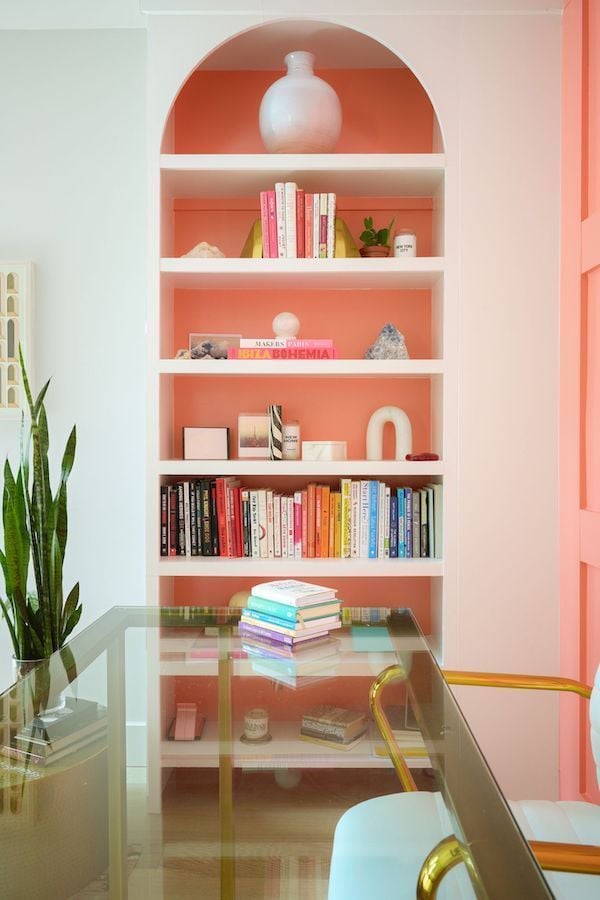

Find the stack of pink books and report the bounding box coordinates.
[228,337,339,360]
[239,580,341,654]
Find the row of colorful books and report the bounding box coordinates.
[239,579,342,652]
[160,479,443,559]
[259,184,336,259]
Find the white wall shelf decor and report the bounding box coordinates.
[0,262,33,418]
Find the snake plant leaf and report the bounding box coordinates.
[0,594,19,656]
[63,604,82,640]
[61,583,80,636]
[59,643,78,684]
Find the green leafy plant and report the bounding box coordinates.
[359,215,396,247]
[0,346,81,662]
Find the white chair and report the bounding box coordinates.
[328,665,600,899]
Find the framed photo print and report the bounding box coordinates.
[238,413,270,458]
[189,333,241,360]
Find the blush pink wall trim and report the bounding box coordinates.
[560,0,584,800]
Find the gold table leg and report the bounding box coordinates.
[218,647,234,900]
[417,835,478,899]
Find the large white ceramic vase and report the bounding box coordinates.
[259,51,342,154]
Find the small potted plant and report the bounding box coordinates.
[359,216,396,258]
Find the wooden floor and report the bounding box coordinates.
[74,766,434,899]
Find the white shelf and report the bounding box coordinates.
[160,720,430,770]
[160,257,444,290]
[156,558,443,577]
[158,460,444,477]
[159,359,444,378]
[160,153,445,199]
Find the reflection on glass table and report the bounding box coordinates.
[0,606,576,899]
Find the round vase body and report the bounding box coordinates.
[259,51,342,154]
[360,245,391,258]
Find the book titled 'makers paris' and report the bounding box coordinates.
[250,580,337,607]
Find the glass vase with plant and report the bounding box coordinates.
[0,347,81,703]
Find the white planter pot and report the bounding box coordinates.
[259,51,342,154]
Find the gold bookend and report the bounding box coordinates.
[239,218,360,259]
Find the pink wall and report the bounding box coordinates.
[560,0,600,801]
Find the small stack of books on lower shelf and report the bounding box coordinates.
[239,580,342,653]
[300,705,368,751]
[3,697,107,767]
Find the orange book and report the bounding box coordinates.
[307,483,316,558]
[320,485,330,558]
[315,486,322,557]
[329,491,337,558]
[301,489,308,557]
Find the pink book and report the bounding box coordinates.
[267,190,277,258]
[259,191,270,258]
[301,489,308,557]
[296,189,305,258]
[294,491,302,558]
[305,193,313,258]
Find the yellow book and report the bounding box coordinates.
[334,492,342,558]
[320,485,330,558]
[329,491,336,557]
[340,479,351,558]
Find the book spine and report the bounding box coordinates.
[267,189,278,258]
[384,485,391,558]
[305,192,313,258]
[432,483,443,559]
[287,496,294,558]
[177,482,186,555]
[313,192,320,258]
[412,489,421,558]
[329,491,336,558]
[280,494,288,559]
[368,480,379,559]
[228,347,337,359]
[160,485,168,556]
[296,188,305,258]
[247,595,297,621]
[266,490,275,558]
[189,480,198,556]
[420,489,428,557]
[334,492,342,557]
[398,488,406,558]
[427,486,434,558]
[241,488,251,557]
[275,182,286,258]
[340,478,351,558]
[259,190,270,258]
[258,489,268,559]
[274,493,282,558]
[301,489,308,557]
[169,486,177,556]
[307,482,316,558]
[377,481,385,559]
[320,485,330,558]
[389,493,398,558]
[284,182,297,258]
[215,479,229,557]
[238,621,297,646]
[319,192,328,258]
[326,192,336,258]
[405,487,413,559]
[315,486,322,557]
[359,480,370,558]
[239,338,334,349]
[210,481,219,555]
[201,480,212,556]
[293,491,302,559]
[227,484,238,557]
[250,490,260,558]
[350,480,360,558]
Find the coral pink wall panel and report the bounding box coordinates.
[561,0,600,801]
[169,68,435,154]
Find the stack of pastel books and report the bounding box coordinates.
[239,579,341,655]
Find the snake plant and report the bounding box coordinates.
[0,346,81,661]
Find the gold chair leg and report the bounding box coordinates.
[416,835,478,899]
[369,664,418,793]
[530,840,600,875]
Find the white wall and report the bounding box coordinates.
[0,30,147,704]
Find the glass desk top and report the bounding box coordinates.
[0,606,554,899]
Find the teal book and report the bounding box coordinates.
[247,595,340,622]
[368,480,379,559]
[397,488,406,558]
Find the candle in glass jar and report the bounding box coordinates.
[393,229,417,257]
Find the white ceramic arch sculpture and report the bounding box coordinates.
[366,406,412,460]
